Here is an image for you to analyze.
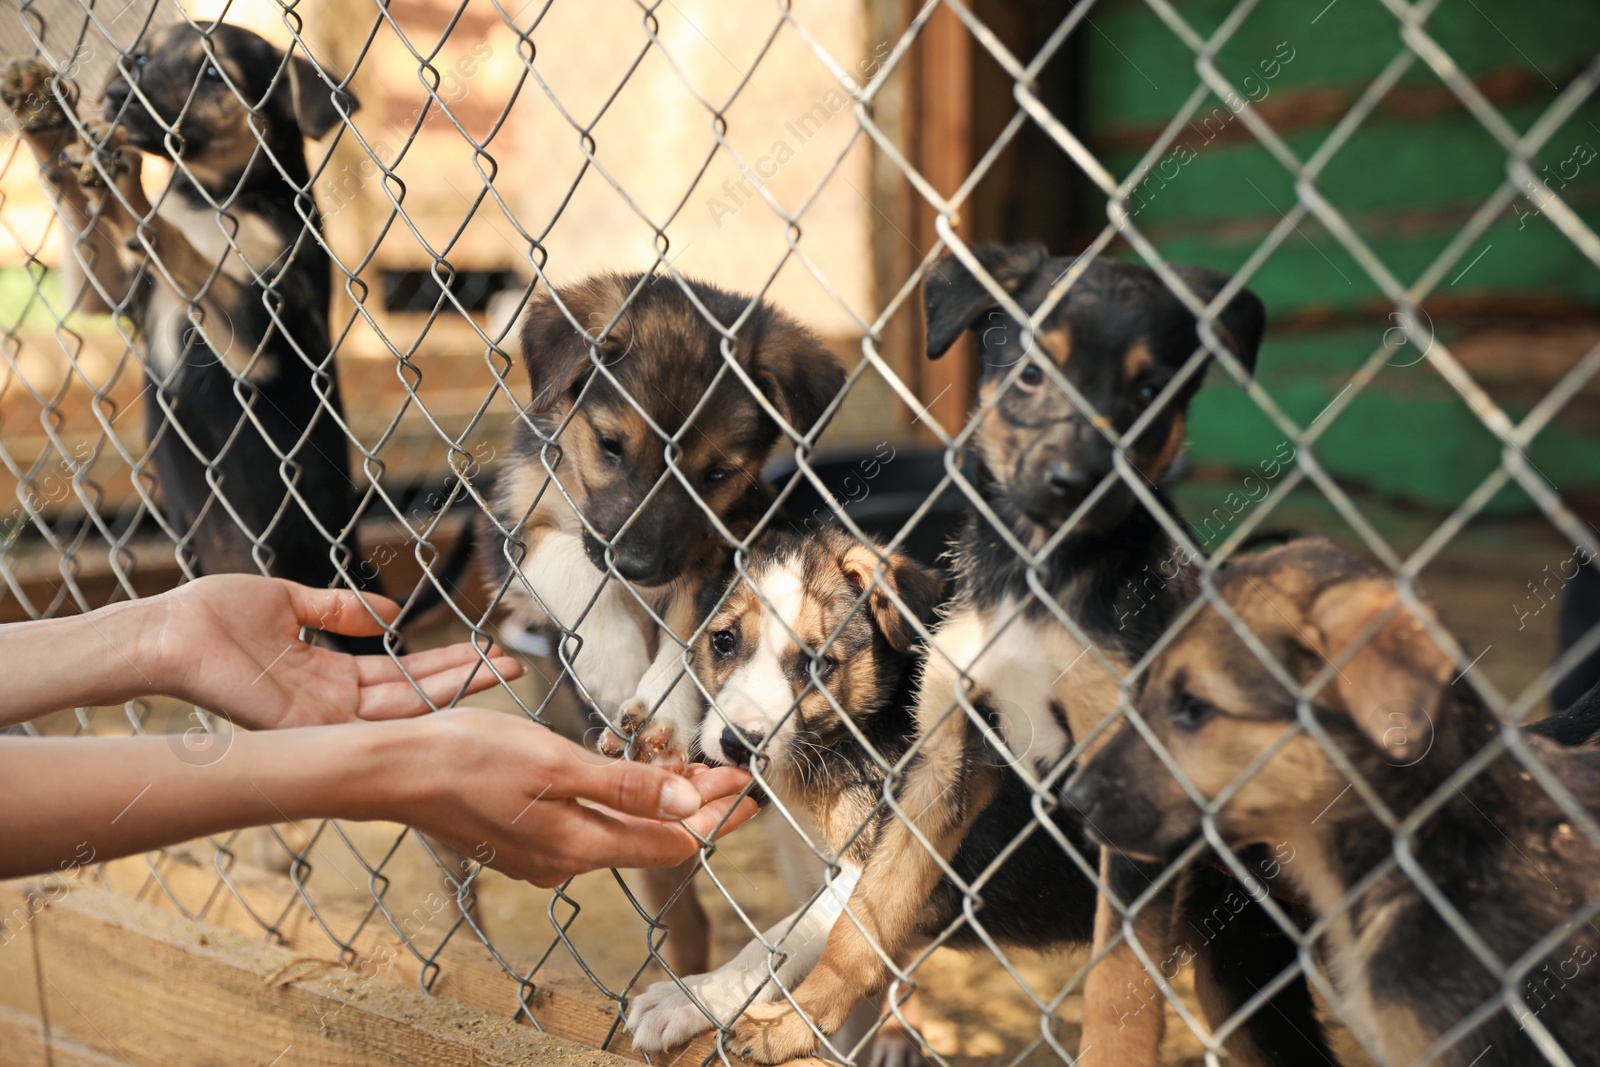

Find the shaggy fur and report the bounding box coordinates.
[720,245,1327,1067]
[3,25,372,645]
[1069,538,1600,1067]
[626,526,940,1057]
[479,271,843,974]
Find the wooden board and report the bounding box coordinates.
[910,0,976,443]
[0,872,634,1067]
[2,853,761,1067]
[0,1004,129,1067]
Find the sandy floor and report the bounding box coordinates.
[28,508,1573,1066]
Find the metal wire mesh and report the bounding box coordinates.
[3,0,1599,1064]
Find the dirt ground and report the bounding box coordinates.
[31,508,1573,1066]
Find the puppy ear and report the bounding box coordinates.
[1308,577,1452,763]
[923,243,1050,360]
[286,52,359,139]
[841,545,944,654]
[1171,265,1266,380]
[520,289,602,415]
[750,322,845,439]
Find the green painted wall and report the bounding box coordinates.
[1078,0,1600,517]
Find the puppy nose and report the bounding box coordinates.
[1061,778,1098,822]
[611,547,659,582]
[1047,462,1094,497]
[719,726,765,768]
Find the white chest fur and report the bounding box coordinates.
[131,193,286,382]
[925,597,1128,776]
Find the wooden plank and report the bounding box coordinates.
[0,878,47,1045]
[1099,110,1594,225]
[0,1004,129,1067]
[912,0,975,442]
[69,852,754,1066]
[1,873,635,1067]
[867,0,921,437]
[0,507,482,624]
[1082,0,1599,129]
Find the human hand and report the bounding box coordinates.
[142,575,523,731]
[379,708,758,888]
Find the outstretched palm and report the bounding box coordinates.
[145,575,521,730]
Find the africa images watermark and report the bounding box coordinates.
[1512,541,1593,632]
[797,442,897,534]
[0,439,96,556]
[1510,139,1596,233]
[1127,41,1297,217]
[353,439,497,583]
[1115,441,1298,632]
[310,844,492,1033]
[1108,840,1298,1031]
[0,841,97,949]
[703,40,891,229]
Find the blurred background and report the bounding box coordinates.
[2,1,1595,706]
[2,3,1598,1061]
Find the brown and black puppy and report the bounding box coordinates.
[1068,538,1600,1067]
[2,26,374,645]
[626,525,941,1059]
[722,245,1326,1067]
[480,271,844,972]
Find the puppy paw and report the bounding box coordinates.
[596,702,635,760]
[1,58,73,132]
[628,979,715,1053]
[598,700,687,772]
[730,1002,820,1064]
[67,120,138,192]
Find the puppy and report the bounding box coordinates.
[626,525,942,1058]
[480,271,844,972]
[2,26,375,645]
[1068,537,1600,1067]
[721,245,1330,1067]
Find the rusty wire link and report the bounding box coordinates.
[2,0,1599,1064]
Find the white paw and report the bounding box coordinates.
[628,979,717,1053]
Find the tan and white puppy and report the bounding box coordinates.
[480,273,844,975]
[482,272,845,757]
[627,526,941,1058]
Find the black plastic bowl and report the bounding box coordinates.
[765,446,969,570]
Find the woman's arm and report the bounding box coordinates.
[0,708,757,885]
[0,598,158,725]
[0,575,522,730]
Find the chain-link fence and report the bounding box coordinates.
[3,0,1599,1064]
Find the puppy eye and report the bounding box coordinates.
[132,53,147,68]
[596,434,624,460]
[710,630,737,657]
[1171,694,1218,731]
[1134,382,1160,408]
[703,466,731,485]
[1018,364,1044,387]
[818,655,837,678]
[204,64,222,81]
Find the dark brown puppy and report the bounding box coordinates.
[1068,538,1600,1067]
[2,26,373,645]
[480,271,843,973]
[723,245,1321,1067]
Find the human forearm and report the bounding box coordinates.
[0,600,161,726]
[0,710,758,884]
[0,576,519,732]
[0,722,394,877]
